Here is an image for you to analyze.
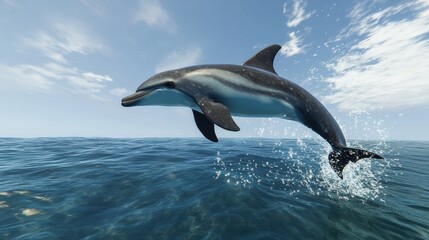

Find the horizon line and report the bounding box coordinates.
[0,136,427,142]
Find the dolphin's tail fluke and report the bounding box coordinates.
[329,147,383,179]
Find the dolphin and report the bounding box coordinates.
[122,44,383,178]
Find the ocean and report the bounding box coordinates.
[0,138,427,239]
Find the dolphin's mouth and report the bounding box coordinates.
[121,90,153,107]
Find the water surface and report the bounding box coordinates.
[0,138,427,239]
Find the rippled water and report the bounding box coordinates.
[0,138,428,239]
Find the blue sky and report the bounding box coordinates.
[0,0,428,140]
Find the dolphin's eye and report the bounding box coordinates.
[166,81,175,88]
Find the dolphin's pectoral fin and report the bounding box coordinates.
[196,98,240,132]
[243,44,281,75]
[192,110,218,142]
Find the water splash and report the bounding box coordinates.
[318,144,386,201]
[213,113,397,202]
[213,139,317,193]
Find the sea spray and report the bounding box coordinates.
[212,115,396,202]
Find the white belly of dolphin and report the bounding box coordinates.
[136,89,198,109]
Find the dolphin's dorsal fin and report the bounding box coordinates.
[192,110,218,142]
[243,44,282,75]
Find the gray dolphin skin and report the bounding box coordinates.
[122,44,383,179]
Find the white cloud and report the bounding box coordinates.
[336,1,417,42]
[0,64,54,90]
[5,18,114,99]
[155,47,202,73]
[0,62,113,99]
[280,32,305,57]
[284,0,314,28]
[109,88,128,96]
[325,0,429,112]
[80,0,105,17]
[21,20,106,63]
[134,0,177,33]
[2,0,15,6]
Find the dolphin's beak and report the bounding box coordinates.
[121,90,152,107]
